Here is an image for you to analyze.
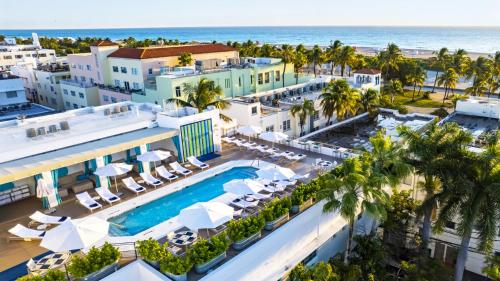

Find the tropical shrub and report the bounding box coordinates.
[261,197,292,222]
[397,105,409,114]
[430,107,449,118]
[291,180,320,206]
[160,255,192,276]
[67,242,120,278]
[483,254,500,281]
[187,235,229,265]
[136,238,168,262]
[227,214,265,242]
[422,91,431,99]
[289,262,340,281]
[17,270,66,281]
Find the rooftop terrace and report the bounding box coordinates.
[0,103,55,122]
[442,113,498,148]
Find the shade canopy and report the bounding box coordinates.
[136,150,172,162]
[257,166,296,181]
[40,217,109,252]
[223,179,266,196]
[94,163,133,177]
[259,131,289,143]
[237,126,262,136]
[178,202,234,231]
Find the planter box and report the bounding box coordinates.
[164,271,188,281]
[194,251,227,274]
[291,198,314,214]
[232,231,262,250]
[144,260,160,270]
[79,262,119,281]
[264,213,289,231]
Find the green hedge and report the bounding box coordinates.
[227,215,265,242]
[67,242,120,278]
[160,255,192,275]
[17,270,66,281]
[261,197,292,222]
[291,180,320,206]
[187,235,229,265]
[136,238,168,262]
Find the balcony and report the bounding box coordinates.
[97,84,145,96]
[60,79,96,88]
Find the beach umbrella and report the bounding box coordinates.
[259,131,288,148]
[136,150,172,175]
[178,202,233,236]
[40,217,109,252]
[237,126,262,141]
[94,163,133,192]
[257,166,296,181]
[223,179,266,196]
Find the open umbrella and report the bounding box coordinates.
[223,179,265,196]
[136,150,172,176]
[40,217,109,252]
[257,166,296,181]
[259,131,288,148]
[237,126,262,142]
[178,202,233,236]
[94,163,133,192]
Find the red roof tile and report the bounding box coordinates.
[91,40,118,47]
[354,68,381,75]
[108,44,237,59]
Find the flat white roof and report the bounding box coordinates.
[101,260,171,281]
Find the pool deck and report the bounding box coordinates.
[0,140,338,272]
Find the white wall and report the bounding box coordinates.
[0,77,27,106]
[456,98,500,119]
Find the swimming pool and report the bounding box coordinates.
[108,166,257,236]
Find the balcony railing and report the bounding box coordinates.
[97,84,145,96]
[60,79,96,88]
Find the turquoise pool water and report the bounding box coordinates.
[108,167,257,236]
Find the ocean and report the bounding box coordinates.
[1,26,499,53]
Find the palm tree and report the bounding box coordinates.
[290,99,315,136]
[431,48,450,92]
[167,78,232,121]
[359,89,379,115]
[337,46,356,77]
[318,157,387,263]
[434,133,499,281]
[320,79,361,124]
[295,44,307,55]
[378,43,403,80]
[397,121,473,250]
[406,64,427,101]
[465,78,489,96]
[437,68,459,103]
[259,44,276,57]
[279,44,295,87]
[466,57,490,89]
[486,52,500,96]
[326,40,343,75]
[293,51,307,84]
[451,49,470,77]
[382,79,403,104]
[308,45,324,77]
[178,52,193,66]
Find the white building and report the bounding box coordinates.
[0,33,56,70]
[33,63,71,111]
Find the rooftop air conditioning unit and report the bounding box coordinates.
[104,108,111,116]
[48,125,57,133]
[37,127,46,136]
[120,105,129,112]
[26,128,37,138]
[112,106,121,114]
[60,121,70,130]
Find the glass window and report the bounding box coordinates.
[114,79,120,87]
[79,93,84,99]
[111,97,117,103]
[63,89,68,95]
[313,110,320,121]
[175,86,181,97]
[225,78,231,88]
[112,66,119,72]
[251,106,257,115]
[6,91,17,98]
[258,73,263,85]
[103,95,109,102]
[73,103,78,109]
[51,98,57,105]
[120,67,127,74]
[86,65,91,71]
[70,91,76,96]
[282,120,291,131]
[265,125,274,132]
[276,71,281,81]
[131,68,138,75]
[265,72,270,83]
[250,75,254,84]
[133,82,140,89]
[148,68,153,75]
[65,101,70,108]
[238,77,242,87]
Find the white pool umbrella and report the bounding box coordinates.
[257,166,296,181]
[259,131,288,147]
[179,202,233,234]
[94,163,133,192]
[237,126,262,141]
[137,150,172,175]
[40,217,109,252]
[223,179,265,196]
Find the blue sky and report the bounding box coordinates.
[1,0,499,29]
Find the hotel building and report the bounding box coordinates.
[0,34,56,71]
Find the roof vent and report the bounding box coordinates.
[26,128,37,138]
[104,108,111,116]
[37,127,46,136]
[120,105,129,112]
[60,121,70,130]
[112,106,121,114]
[48,125,57,133]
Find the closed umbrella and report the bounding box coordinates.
[259,131,288,148]
[257,166,296,181]
[237,126,262,141]
[136,150,172,175]
[94,163,133,192]
[178,202,233,236]
[40,217,109,252]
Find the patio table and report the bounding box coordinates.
[170,231,198,247]
[32,252,71,273]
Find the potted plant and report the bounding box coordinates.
[227,215,265,250]
[188,235,229,274]
[160,255,192,281]
[291,180,319,214]
[67,242,120,281]
[136,238,168,269]
[17,269,67,281]
[261,197,292,231]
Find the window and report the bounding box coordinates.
[264,72,270,83]
[131,68,138,75]
[50,86,55,92]
[258,73,263,85]
[39,53,47,57]
[73,103,78,109]
[15,55,23,59]
[313,110,320,121]
[445,221,456,230]
[79,93,84,99]
[86,65,91,71]
[224,78,231,88]
[103,95,109,102]
[90,78,94,84]
[148,68,153,75]
[81,76,86,82]
[251,106,258,115]
[282,120,291,131]
[275,71,281,82]
[250,75,254,84]
[175,86,181,97]
[51,98,57,105]
[120,67,127,74]
[4,55,12,59]
[6,91,17,98]
[132,82,140,89]
[265,125,274,132]
[63,89,68,95]
[238,77,242,87]
[78,64,83,70]
[70,91,76,96]
[114,79,120,87]
[112,66,119,72]
[65,101,70,108]
[110,97,117,103]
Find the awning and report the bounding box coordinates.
[0,127,178,184]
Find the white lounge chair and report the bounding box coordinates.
[187,156,210,170]
[230,197,259,209]
[222,136,236,143]
[75,192,103,212]
[95,187,121,205]
[29,211,69,225]
[155,166,179,182]
[249,192,273,201]
[8,224,46,241]
[169,162,193,177]
[140,172,163,188]
[286,153,307,162]
[122,177,147,194]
